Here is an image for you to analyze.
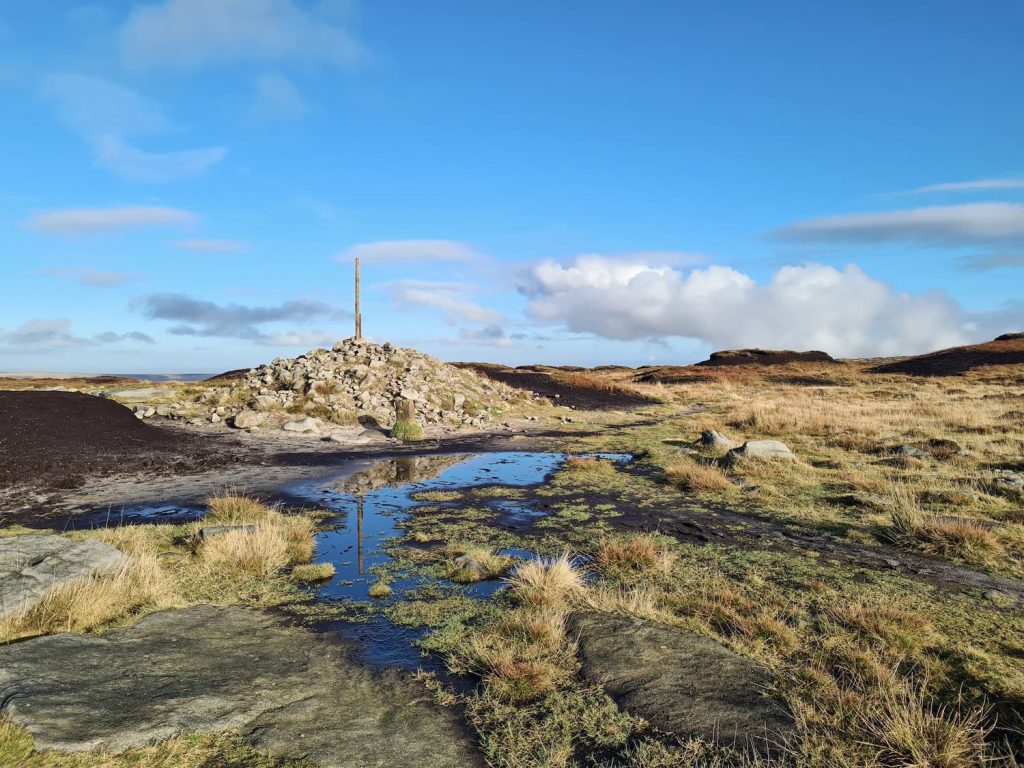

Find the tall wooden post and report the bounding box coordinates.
[354,257,362,339]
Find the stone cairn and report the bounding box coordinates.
[196,337,533,430]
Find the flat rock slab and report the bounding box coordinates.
[0,534,130,621]
[572,613,794,749]
[0,605,479,768]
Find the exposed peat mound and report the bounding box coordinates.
[203,368,249,383]
[0,391,216,489]
[696,348,835,366]
[453,363,658,410]
[871,335,1024,376]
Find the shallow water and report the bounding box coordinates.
[289,451,628,670]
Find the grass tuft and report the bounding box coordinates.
[506,553,585,607]
[391,419,424,441]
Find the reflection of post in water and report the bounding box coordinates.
[357,495,364,575]
[395,456,417,483]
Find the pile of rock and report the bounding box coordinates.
[197,338,533,432]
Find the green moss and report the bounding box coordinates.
[390,419,424,442]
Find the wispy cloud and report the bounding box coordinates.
[0,318,154,352]
[138,292,349,344]
[171,238,248,253]
[384,280,503,324]
[120,0,367,72]
[896,177,1024,195]
[24,206,196,236]
[771,203,1024,247]
[40,268,142,287]
[41,73,225,182]
[339,240,484,264]
[958,253,1024,271]
[251,73,307,120]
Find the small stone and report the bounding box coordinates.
[210,413,221,423]
[725,440,795,464]
[282,417,322,434]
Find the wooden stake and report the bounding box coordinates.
[354,257,362,339]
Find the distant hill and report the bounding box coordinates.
[871,335,1024,376]
[695,349,835,367]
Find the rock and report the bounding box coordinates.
[0,605,479,767]
[452,554,492,582]
[282,416,322,433]
[983,589,1017,606]
[209,413,221,423]
[725,440,796,464]
[230,410,265,429]
[697,429,739,452]
[893,445,928,459]
[572,613,793,748]
[196,525,257,540]
[0,535,131,621]
[101,387,174,402]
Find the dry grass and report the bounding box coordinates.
[447,545,513,583]
[290,562,336,583]
[665,460,733,492]
[0,495,320,642]
[594,533,677,577]
[856,683,992,768]
[368,578,392,598]
[885,486,1003,564]
[506,553,585,607]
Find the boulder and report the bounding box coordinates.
[725,440,795,464]
[696,429,739,452]
[572,612,793,748]
[0,605,479,767]
[102,387,174,402]
[230,410,265,429]
[282,416,322,433]
[0,535,131,621]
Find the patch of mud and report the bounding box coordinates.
[0,390,234,490]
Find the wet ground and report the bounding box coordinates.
[60,451,629,673]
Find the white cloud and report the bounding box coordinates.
[772,203,1024,247]
[339,240,484,264]
[899,177,1024,195]
[521,255,986,357]
[171,239,249,253]
[40,268,142,287]
[24,206,196,236]
[91,136,226,182]
[0,318,154,352]
[251,73,307,120]
[120,0,366,72]
[41,73,226,182]
[385,280,503,325]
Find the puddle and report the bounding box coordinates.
[288,451,629,670]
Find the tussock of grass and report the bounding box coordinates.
[886,487,1002,563]
[290,562,336,583]
[594,533,677,577]
[665,460,733,492]
[506,553,585,607]
[391,419,423,441]
[856,683,992,768]
[368,578,392,598]
[447,545,512,583]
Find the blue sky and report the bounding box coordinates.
[1,1,1023,373]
